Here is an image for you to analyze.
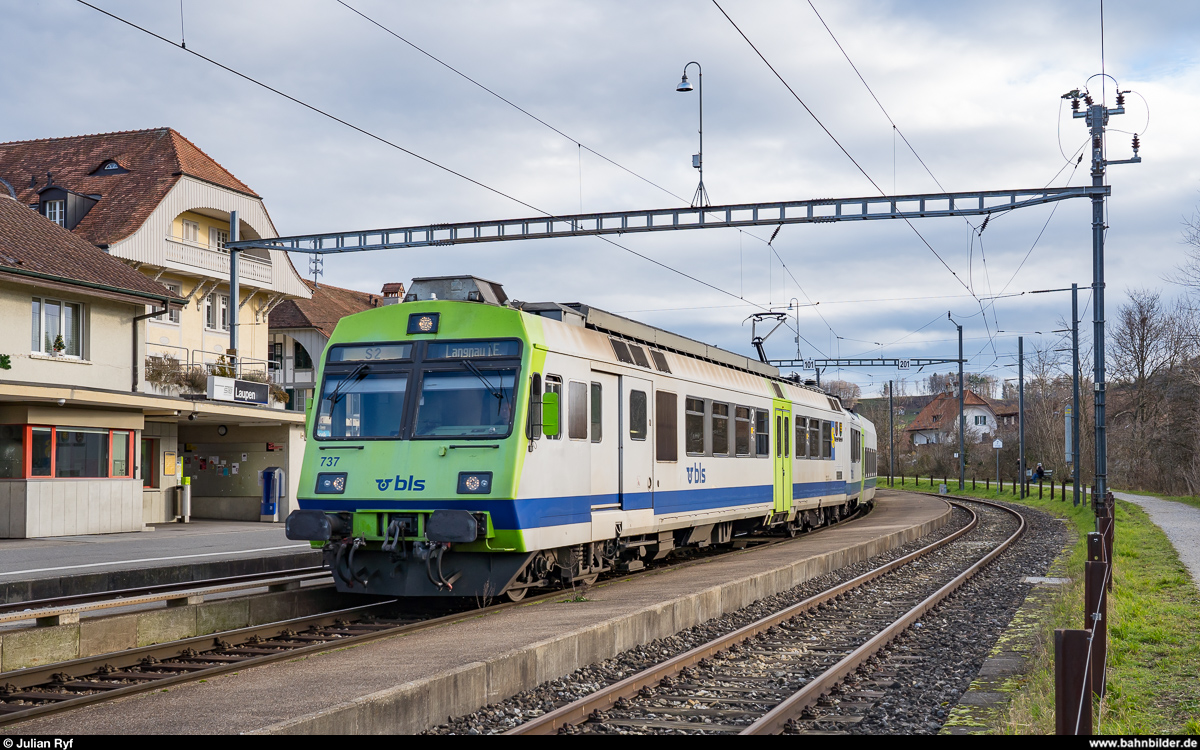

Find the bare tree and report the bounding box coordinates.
[825,379,861,409]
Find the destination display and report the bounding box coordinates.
[426,340,521,359]
[329,343,413,362]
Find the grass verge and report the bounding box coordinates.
[885,477,1200,733]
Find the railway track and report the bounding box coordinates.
[0,566,329,617]
[505,497,1023,735]
[0,504,872,729]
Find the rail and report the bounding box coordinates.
[507,497,1024,735]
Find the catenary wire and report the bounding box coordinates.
[74,0,776,314]
[335,0,692,206]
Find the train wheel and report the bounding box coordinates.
[504,586,528,602]
[577,573,599,586]
[785,521,801,538]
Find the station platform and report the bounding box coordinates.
[0,519,319,605]
[6,490,950,735]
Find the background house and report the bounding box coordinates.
[0,129,314,525]
[268,281,400,412]
[0,193,186,536]
[905,390,999,446]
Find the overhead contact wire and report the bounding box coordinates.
[76,0,771,313]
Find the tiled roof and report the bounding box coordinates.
[0,196,181,301]
[905,390,994,433]
[0,128,258,248]
[269,279,381,337]
[381,282,405,297]
[987,397,1019,416]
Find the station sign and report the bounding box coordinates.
[207,375,269,406]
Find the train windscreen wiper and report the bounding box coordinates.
[326,364,369,405]
[460,360,507,413]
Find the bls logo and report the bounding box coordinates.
[686,463,706,484]
[375,475,427,492]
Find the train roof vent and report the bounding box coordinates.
[405,276,508,305]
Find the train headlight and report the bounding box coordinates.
[315,472,347,494]
[407,312,440,334]
[457,471,492,494]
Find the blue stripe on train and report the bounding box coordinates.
[299,479,857,530]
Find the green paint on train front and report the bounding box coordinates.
[298,299,547,554]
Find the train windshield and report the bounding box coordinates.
[315,368,409,439]
[414,368,517,438]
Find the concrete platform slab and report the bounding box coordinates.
[6,490,950,735]
[0,520,319,605]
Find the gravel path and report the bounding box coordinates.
[1113,492,1200,584]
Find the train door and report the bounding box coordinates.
[849,427,860,495]
[620,375,654,510]
[590,371,620,508]
[772,401,792,515]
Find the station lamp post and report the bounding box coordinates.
[675,62,710,207]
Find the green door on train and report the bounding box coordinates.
[773,401,792,514]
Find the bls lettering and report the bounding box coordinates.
[686,464,706,484]
[375,475,426,492]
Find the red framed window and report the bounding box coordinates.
[14,426,137,479]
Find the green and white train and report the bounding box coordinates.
[285,276,878,599]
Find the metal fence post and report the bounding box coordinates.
[1055,628,1093,734]
[1084,559,1108,698]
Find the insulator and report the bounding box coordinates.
[1093,136,1102,151]
[1071,98,1080,112]
[1132,134,1140,152]
[1116,91,1125,107]
[1085,94,1094,106]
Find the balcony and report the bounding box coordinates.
[164,237,272,285]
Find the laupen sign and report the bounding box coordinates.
[207,375,269,406]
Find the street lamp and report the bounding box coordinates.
[676,62,710,207]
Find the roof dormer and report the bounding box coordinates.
[90,159,129,176]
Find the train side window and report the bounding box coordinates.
[784,416,790,458]
[755,409,770,456]
[711,403,730,456]
[795,417,807,459]
[822,420,834,459]
[685,397,705,455]
[544,375,563,440]
[568,381,587,440]
[851,430,861,462]
[809,418,820,459]
[734,406,751,456]
[629,390,648,441]
[526,373,543,440]
[656,391,678,462]
[590,383,603,443]
[775,415,782,458]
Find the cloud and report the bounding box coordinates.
[4,0,1197,392]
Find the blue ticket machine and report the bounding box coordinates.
[261,467,285,522]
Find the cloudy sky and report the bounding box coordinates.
[5,0,1198,395]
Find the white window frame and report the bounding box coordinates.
[44,200,65,227]
[205,293,230,332]
[181,219,199,243]
[209,227,229,252]
[163,284,182,324]
[974,415,987,426]
[31,297,84,357]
